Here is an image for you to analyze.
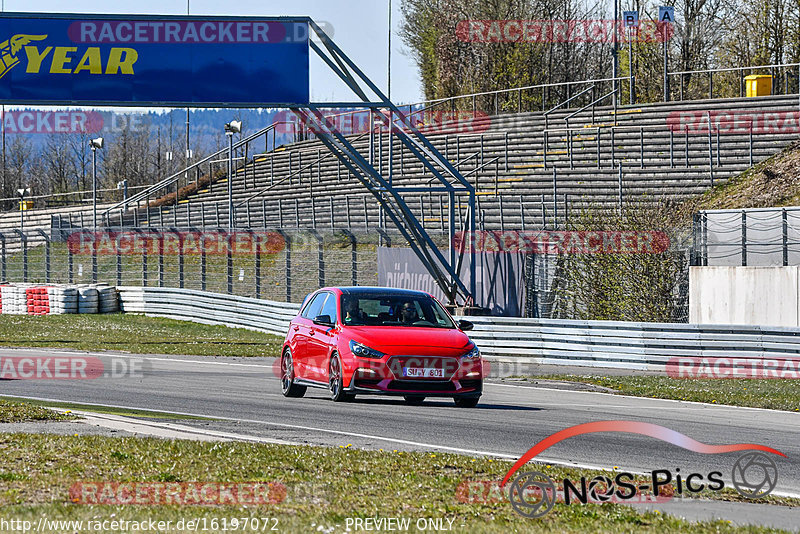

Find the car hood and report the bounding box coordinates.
[345,326,473,355]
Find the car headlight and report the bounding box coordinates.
[461,346,481,360]
[349,340,384,359]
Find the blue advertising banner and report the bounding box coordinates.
[0,12,310,106]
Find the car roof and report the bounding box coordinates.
[332,286,432,298]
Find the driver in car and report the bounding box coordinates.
[344,298,366,324]
[399,301,419,324]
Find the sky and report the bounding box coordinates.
[1,0,424,106]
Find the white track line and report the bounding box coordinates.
[5,394,800,499]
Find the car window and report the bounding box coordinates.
[300,292,328,319]
[340,294,454,328]
[319,293,338,322]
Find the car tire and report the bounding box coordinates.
[454,396,479,408]
[280,349,306,398]
[329,353,355,402]
[403,396,426,405]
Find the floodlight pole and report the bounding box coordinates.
[227,130,234,230]
[91,146,98,229]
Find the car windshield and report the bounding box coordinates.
[340,294,455,328]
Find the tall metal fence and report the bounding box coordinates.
[2,228,380,304]
[0,225,690,322]
[693,207,800,266]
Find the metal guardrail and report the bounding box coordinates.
[117,287,800,370]
[118,286,300,337]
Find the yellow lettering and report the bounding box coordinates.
[73,47,103,74]
[49,47,77,74]
[24,46,52,73]
[105,48,138,75]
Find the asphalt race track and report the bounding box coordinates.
[2,347,799,500]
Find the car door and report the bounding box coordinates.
[306,292,338,382]
[291,292,327,379]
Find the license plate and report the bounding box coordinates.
[403,367,444,378]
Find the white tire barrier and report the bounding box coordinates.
[0,283,117,315]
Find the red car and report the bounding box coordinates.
[280,287,483,407]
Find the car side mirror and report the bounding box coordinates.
[313,314,334,327]
[458,319,474,331]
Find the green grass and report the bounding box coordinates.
[0,433,791,533]
[0,397,212,421]
[522,375,800,412]
[0,313,283,357]
[0,400,75,423]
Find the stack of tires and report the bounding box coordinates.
[0,283,117,315]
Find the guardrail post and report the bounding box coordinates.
[91,230,97,284]
[741,210,747,266]
[330,197,335,229]
[227,230,233,294]
[596,128,601,169]
[140,230,148,287]
[15,231,28,282]
[494,159,499,196]
[504,132,509,171]
[707,112,714,185]
[285,233,292,302]
[116,234,122,287]
[519,195,525,231]
[749,120,754,166]
[702,213,708,266]
[201,233,207,291]
[640,127,645,169]
[177,229,184,289]
[38,230,51,283]
[691,213,699,266]
[278,199,284,228]
[618,166,623,213]
[363,197,369,229]
[158,231,164,287]
[543,131,548,169]
[314,231,324,288]
[709,71,713,98]
[0,234,6,282]
[685,130,689,166]
[254,231,261,299]
[295,199,300,227]
[783,208,789,266]
[739,70,744,97]
[568,129,574,169]
[611,128,615,166]
[552,169,558,228]
[670,130,674,168]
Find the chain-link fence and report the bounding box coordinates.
[0,225,691,321]
[1,228,383,304]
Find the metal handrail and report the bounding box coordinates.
[101,121,294,216]
[462,156,501,179]
[544,85,595,117]
[668,62,800,77]
[0,184,152,204]
[236,130,372,208]
[407,76,627,109]
[563,88,618,124]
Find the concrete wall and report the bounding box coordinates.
[690,266,800,326]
